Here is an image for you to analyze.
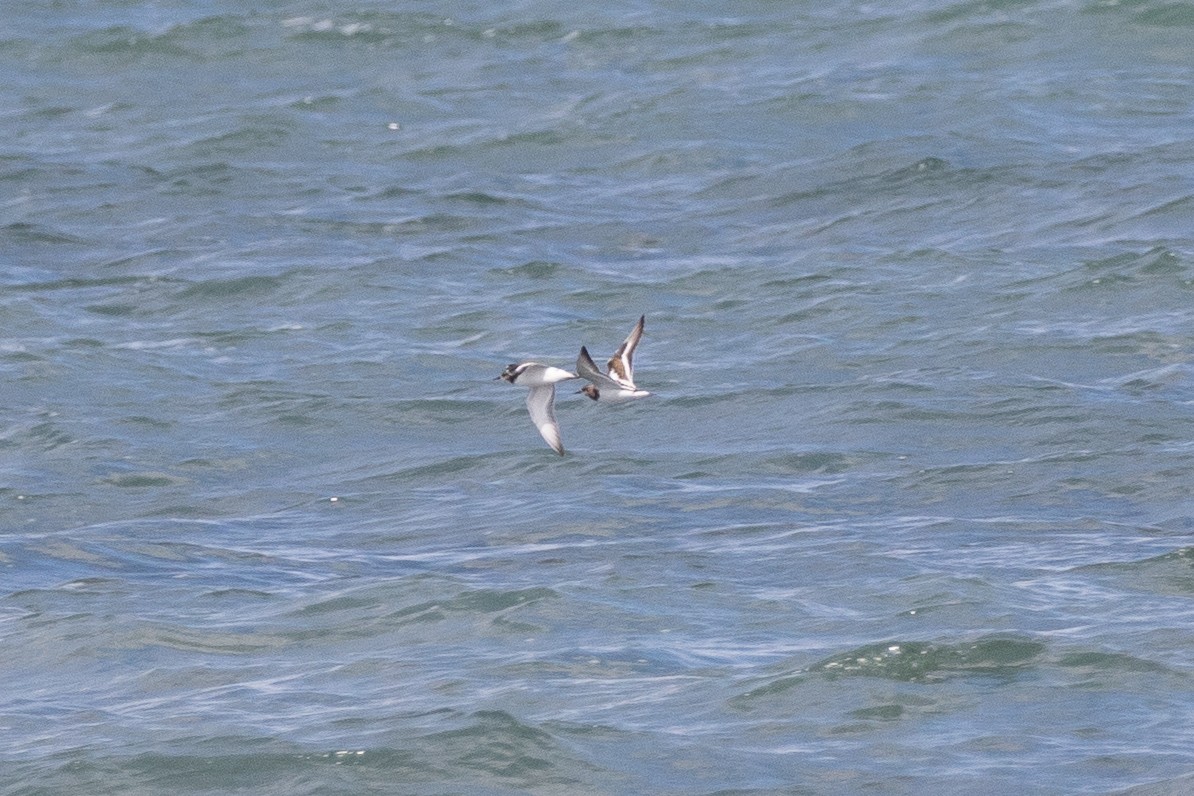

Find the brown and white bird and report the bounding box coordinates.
[576,315,651,403]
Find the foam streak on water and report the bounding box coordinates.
[2,1,1194,794]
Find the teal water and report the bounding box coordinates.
[3,1,1194,793]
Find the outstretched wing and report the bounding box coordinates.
[525,385,565,455]
[607,315,644,387]
[578,346,628,390]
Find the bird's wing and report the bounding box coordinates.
[577,346,627,390]
[526,385,565,455]
[607,315,644,386]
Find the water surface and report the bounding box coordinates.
[3,1,1194,793]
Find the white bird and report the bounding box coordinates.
[496,362,579,455]
[576,315,651,403]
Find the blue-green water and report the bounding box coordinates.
[3,1,1194,793]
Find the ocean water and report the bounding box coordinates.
[3,1,1194,793]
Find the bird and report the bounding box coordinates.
[496,362,579,454]
[576,315,651,403]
